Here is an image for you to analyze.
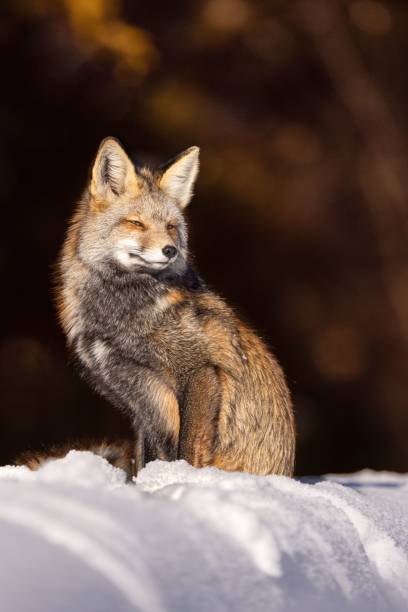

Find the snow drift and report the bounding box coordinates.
[0,451,407,611]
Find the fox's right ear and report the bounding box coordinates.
[90,137,138,201]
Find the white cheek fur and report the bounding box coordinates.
[114,238,141,268]
[114,250,133,267]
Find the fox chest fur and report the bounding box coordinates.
[72,268,247,409]
[75,274,209,389]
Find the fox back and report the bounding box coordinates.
[56,138,295,475]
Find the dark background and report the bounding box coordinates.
[1,0,407,475]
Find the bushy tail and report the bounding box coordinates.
[15,438,139,481]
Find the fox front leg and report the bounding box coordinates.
[133,427,146,474]
[128,368,180,463]
[179,366,221,467]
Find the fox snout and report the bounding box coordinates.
[162,245,177,259]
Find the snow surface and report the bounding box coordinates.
[0,452,407,612]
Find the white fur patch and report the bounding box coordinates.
[76,337,93,368]
[92,340,109,365]
[114,238,141,268]
[114,250,133,267]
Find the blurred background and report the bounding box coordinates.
[1,0,407,475]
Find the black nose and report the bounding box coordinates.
[162,245,177,259]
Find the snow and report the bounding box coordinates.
[0,452,407,611]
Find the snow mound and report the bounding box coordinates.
[0,452,407,612]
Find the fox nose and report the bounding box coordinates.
[162,245,177,259]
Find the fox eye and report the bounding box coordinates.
[128,219,145,229]
[167,223,177,231]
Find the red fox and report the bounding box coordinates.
[52,138,295,476]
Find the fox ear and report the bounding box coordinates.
[159,146,200,209]
[90,137,137,200]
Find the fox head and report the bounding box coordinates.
[77,138,199,275]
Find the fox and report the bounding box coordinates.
[55,137,295,476]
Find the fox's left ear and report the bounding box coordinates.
[90,137,138,201]
[159,146,200,209]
